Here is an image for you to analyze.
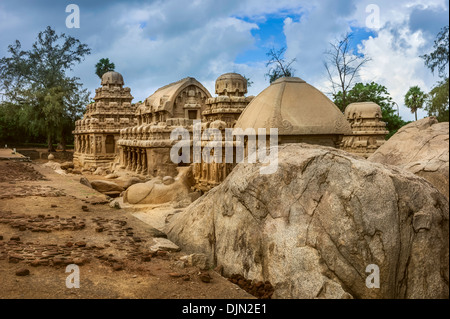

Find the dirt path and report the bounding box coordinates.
[0,160,252,299]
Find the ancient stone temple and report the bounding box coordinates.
[192,76,352,192]
[73,71,137,170]
[192,73,253,192]
[202,73,253,127]
[117,77,211,177]
[341,102,388,158]
[234,77,352,147]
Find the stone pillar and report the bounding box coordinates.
[121,147,126,168]
[141,149,147,175]
[131,148,136,171]
[102,135,107,154]
[126,147,132,170]
[136,149,142,174]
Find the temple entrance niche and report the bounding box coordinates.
[105,135,115,153]
[188,110,198,120]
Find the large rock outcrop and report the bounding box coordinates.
[369,117,449,198]
[167,144,449,299]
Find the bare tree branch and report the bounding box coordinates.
[323,32,371,111]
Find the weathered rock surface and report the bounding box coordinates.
[79,177,92,189]
[120,177,143,189]
[147,237,180,252]
[90,180,124,193]
[167,144,449,299]
[369,117,449,198]
[180,253,209,270]
[60,162,74,170]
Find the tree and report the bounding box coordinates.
[324,33,371,111]
[421,26,449,78]
[95,58,115,79]
[404,86,426,121]
[333,82,408,139]
[0,26,90,151]
[243,75,253,88]
[265,47,296,83]
[425,78,449,122]
[421,26,449,122]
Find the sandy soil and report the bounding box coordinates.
[0,160,252,299]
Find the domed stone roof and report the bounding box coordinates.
[215,73,247,95]
[235,77,352,135]
[344,102,383,120]
[101,71,124,86]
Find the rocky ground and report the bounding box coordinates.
[0,159,253,299]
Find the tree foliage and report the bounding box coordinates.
[265,47,296,83]
[404,86,426,121]
[421,26,449,78]
[425,78,449,122]
[324,33,371,110]
[0,26,90,150]
[95,58,115,79]
[421,25,449,122]
[243,75,253,88]
[334,82,408,139]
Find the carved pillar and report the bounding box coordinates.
[126,147,132,170]
[131,148,136,171]
[122,147,127,168]
[136,148,142,173]
[141,149,147,175]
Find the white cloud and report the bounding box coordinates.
[358,27,438,121]
[0,0,447,123]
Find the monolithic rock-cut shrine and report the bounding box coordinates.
[234,77,353,147]
[202,73,254,127]
[73,71,137,170]
[341,102,389,158]
[117,77,211,177]
[192,73,253,191]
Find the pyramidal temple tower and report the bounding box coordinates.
[73,71,137,170]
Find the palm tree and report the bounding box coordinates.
[95,58,115,79]
[404,86,427,121]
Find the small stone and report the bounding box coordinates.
[51,204,57,208]
[141,255,152,262]
[19,226,26,232]
[74,241,86,247]
[173,261,185,269]
[73,257,85,265]
[52,257,65,266]
[169,272,183,278]
[156,251,168,257]
[30,260,40,267]
[10,236,20,241]
[15,268,30,276]
[199,272,212,283]
[66,242,73,247]
[0,235,3,240]
[214,265,224,276]
[81,205,89,212]
[182,275,191,281]
[112,263,123,271]
[95,227,104,233]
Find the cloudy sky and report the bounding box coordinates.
[0,0,448,121]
